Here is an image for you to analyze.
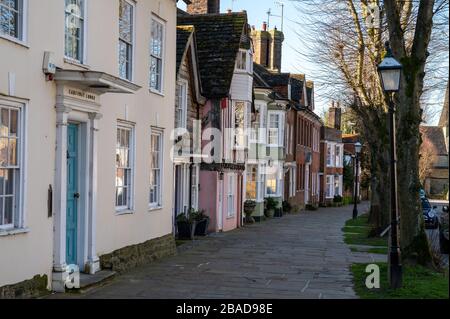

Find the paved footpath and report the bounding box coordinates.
[51,202,385,299]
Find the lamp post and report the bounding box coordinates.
[378,41,403,289]
[352,142,362,220]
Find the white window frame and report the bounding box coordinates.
[257,163,266,202]
[0,0,28,45]
[265,163,281,197]
[335,145,342,168]
[289,165,297,198]
[150,15,165,94]
[191,164,199,210]
[149,127,164,209]
[118,0,135,81]
[0,99,26,232]
[326,175,334,199]
[236,49,248,71]
[267,111,285,147]
[246,164,258,201]
[175,79,188,129]
[227,173,236,217]
[64,0,88,64]
[259,104,267,144]
[115,122,135,213]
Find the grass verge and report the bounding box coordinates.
[352,263,449,299]
[343,214,388,247]
[350,247,389,254]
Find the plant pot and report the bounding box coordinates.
[264,208,275,218]
[177,221,196,240]
[244,212,256,224]
[274,208,283,218]
[194,218,210,236]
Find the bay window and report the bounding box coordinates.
[266,163,281,197]
[268,112,284,147]
[246,165,257,200]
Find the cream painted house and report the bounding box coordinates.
[0,0,180,295]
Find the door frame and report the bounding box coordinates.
[53,85,102,291]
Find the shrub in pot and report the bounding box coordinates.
[282,200,292,214]
[333,195,343,207]
[243,200,257,224]
[191,209,210,236]
[176,213,196,240]
[264,197,277,218]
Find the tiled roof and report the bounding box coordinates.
[177,12,248,98]
[421,126,448,156]
[176,26,194,73]
[253,63,290,88]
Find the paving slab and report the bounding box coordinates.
[48,203,375,299]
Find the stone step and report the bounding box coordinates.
[68,270,116,294]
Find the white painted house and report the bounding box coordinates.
[0,0,180,294]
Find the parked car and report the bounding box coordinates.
[421,197,439,229]
[439,206,449,254]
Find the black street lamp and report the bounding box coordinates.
[352,142,362,220]
[378,41,403,289]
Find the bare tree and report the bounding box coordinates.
[291,0,448,263]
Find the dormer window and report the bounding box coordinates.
[236,50,248,71]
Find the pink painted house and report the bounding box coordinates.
[178,2,254,232]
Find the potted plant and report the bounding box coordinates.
[244,200,257,224]
[333,195,343,207]
[192,209,210,236]
[282,200,292,214]
[264,197,277,218]
[176,213,196,240]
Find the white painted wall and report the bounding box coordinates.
[0,0,177,289]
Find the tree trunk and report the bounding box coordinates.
[368,140,391,234]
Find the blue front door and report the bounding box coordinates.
[66,124,79,266]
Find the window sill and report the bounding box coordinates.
[115,209,135,216]
[149,89,165,97]
[0,227,30,237]
[149,206,163,212]
[64,58,91,70]
[227,215,236,220]
[0,35,29,48]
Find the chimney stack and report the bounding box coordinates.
[251,23,284,72]
[187,0,220,15]
[328,101,342,130]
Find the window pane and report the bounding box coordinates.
[0,138,8,167]
[0,197,3,225]
[4,196,13,225]
[0,169,5,194]
[5,167,14,195]
[0,108,9,136]
[8,138,17,166]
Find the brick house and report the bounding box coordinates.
[320,105,344,205]
[251,23,322,211]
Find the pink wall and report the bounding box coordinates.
[199,170,218,232]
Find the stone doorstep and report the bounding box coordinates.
[68,270,117,294]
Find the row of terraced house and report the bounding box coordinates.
[0,0,353,297]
